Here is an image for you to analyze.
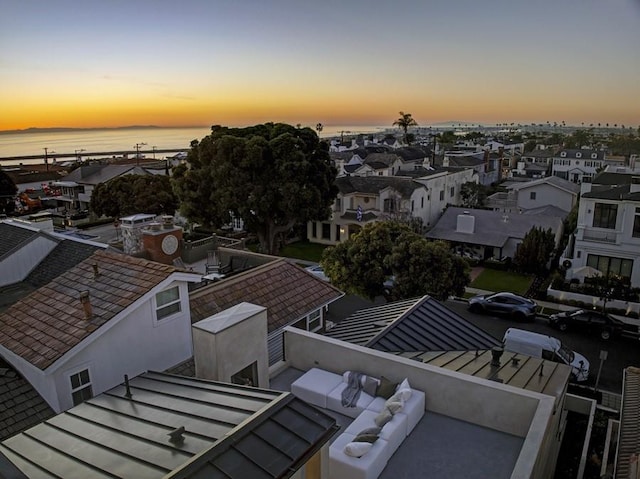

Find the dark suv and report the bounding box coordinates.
[549,309,638,340]
[468,292,538,321]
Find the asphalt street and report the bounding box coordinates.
[445,299,640,394]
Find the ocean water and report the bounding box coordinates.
[0,125,388,164]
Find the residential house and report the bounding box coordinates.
[520,148,556,169]
[0,221,106,300]
[51,164,153,213]
[0,249,201,413]
[189,259,343,365]
[560,173,640,287]
[512,161,549,179]
[551,149,605,183]
[485,139,524,155]
[426,206,563,261]
[0,371,337,479]
[2,163,68,192]
[487,176,579,215]
[440,151,500,186]
[308,169,475,245]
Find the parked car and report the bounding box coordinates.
[468,292,538,321]
[305,264,329,282]
[548,309,638,340]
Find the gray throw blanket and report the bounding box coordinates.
[342,371,364,407]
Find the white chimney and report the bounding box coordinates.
[630,177,640,194]
[456,212,475,233]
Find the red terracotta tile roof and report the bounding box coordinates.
[190,260,343,332]
[0,250,178,370]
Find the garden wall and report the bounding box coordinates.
[547,287,640,318]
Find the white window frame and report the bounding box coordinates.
[69,367,93,406]
[155,285,182,321]
[307,309,322,332]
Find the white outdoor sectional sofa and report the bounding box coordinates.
[291,368,426,479]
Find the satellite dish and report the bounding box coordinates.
[563,259,572,269]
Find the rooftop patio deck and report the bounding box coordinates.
[271,367,524,479]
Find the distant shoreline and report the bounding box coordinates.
[0,125,207,135]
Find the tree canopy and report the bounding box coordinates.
[0,170,18,215]
[459,182,487,209]
[90,174,177,219]
[513,226,556,275]
[392,112,418,145]
[321,221,470,301]
[172,123,338,254]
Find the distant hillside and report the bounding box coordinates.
[0,126,163,135]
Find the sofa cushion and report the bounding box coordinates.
[353,432,379,443]
[326,382,375,418]
[376,376,398,399]
[374,408,393,428]
[290,368,343,409]
[344,441,373,457]
[346,409,408,456]
[363,376,379,397]
[385,400,404,415]
[329,432,391,479]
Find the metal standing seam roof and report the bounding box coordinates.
[0,372,338,479]
[615,366,640,479]
[397,350,569,398]
[325,296,500,353]
[367,297,501,353]
[324,297,421,346]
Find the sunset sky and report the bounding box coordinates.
[2,0,640,131]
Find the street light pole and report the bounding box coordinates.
[74,149,86,163]
[43,147,55,171]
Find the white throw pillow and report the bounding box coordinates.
[396,378,411,392]
[396,388,412,401]
[343,371,352,383]
[344,441,373,457]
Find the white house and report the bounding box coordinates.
[561,173,640,287]
[507,176,580,214]
[551,149,605,183]
[308,168,475,245]
[0,249,201,413]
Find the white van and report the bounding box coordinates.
[503,328,590,382]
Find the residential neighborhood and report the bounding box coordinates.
[2,121,640,479]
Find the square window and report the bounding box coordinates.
[156,286,181,320]
[530,192,537,200]
[70,369,93,406]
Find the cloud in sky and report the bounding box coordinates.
[1,0,639,129]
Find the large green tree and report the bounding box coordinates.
[513,226,556,274]
[90,174,177,219]
[321,221,470,301]
[0,170,18,215]
[459,182,487,209]
[172,123,338,254]
[393,112,418,145]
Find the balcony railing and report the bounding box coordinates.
[581,229,618,244]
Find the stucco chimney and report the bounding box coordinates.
[79,291,93,320]
[456,212,475,234]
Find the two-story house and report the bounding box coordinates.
[308,168,475,245]
[551,149,605,183]
[561,173,640,287]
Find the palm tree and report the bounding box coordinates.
[316,123,323,134]
[393,111,418,145]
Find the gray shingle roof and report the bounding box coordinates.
[60,164,151,185]
[0,223,38,260]
[582,184,640,201]
[509,175,580,194]
[556,149,605,160]
[0,364,54,441]
[426,207,562,247]
[592,171,637,186]
[335,176,424,198]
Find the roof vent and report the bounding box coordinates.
[491,346,503,367]
[92,263,100,279]
[168,426,186,445]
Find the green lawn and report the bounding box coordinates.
[278,241,328,263]
[470,269,533,295]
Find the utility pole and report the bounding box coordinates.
[43,147,54,171]
[134,142,147,166]
[75,149,86,163]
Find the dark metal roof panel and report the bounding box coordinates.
[324,298,421,345]
[369,297,501,352]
